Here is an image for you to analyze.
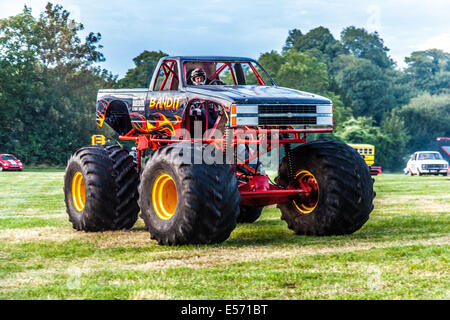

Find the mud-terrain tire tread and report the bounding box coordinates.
[276,140,375,236]
[64,145,140,231]
[139,143,240,245]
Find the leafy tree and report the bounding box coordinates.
[283,27,347,66]
[326,92,353,127]
[0,3,114,164]
[397,93,450,153]
[388,68,418,109]
[379,110,410,170]
[258,50,284,79]
[334,114,409,171]
[334,116,382,145]
[333,55,396,122]
[283,29,303,52]
[276,50,329,94]
[341,26,394,69]
[118,50,168,88]
[258,50,329,94]
[36,4,104,68]
[404,49,450,95]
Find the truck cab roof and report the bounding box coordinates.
[165,56,257,62]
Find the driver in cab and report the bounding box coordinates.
[189,68,223,85]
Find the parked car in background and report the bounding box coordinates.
[405,151,448,176]
[0,154,23,171]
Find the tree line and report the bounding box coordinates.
[1,3,449,170]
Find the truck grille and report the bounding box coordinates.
[232,103,333,127]
[259,116,317,125]
[259,104,316,114]
[258,104,330,126]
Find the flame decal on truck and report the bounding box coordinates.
[130,112,181,136]
[96,99,109,127]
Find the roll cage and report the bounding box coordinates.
[150,57,275,91]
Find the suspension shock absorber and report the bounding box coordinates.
[255,131,260,175]
[224,125,234,165]
[284,140,295,184]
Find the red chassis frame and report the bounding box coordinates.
[119,126,333,207]
[119,59,332,207]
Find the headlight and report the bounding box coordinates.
[422,164,426,169]
[230,104,258,126]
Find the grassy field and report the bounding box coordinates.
[0,170,449,299]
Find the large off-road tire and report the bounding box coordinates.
[139,143,240,245]
[276,140,375,236]
[237,206,263,224]
[64,145,140,231]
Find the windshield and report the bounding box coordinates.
[183,61,274,86]
[1,155,17,160]
[418,153,443,160]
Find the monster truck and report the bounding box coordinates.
[64,56,375,245]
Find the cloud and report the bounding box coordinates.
[0,0,47,19]
[0,1,81,22]
[2,0,449,77]
[365,4,381,32]
[63,3,82,23]
[412,33,450,53]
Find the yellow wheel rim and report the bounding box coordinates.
[152,173,178,220]
[72,172,86,212]
[293,170,319,215]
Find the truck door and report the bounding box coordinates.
[145,60,186,136]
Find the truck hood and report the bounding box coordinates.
[185,85,332,105]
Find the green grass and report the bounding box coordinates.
[0,171,449,299]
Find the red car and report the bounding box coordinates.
[0,154,23,171]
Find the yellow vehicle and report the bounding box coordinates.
[349,144,382,175]
[349,144,375,166]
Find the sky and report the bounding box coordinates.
[1,0,450,78]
